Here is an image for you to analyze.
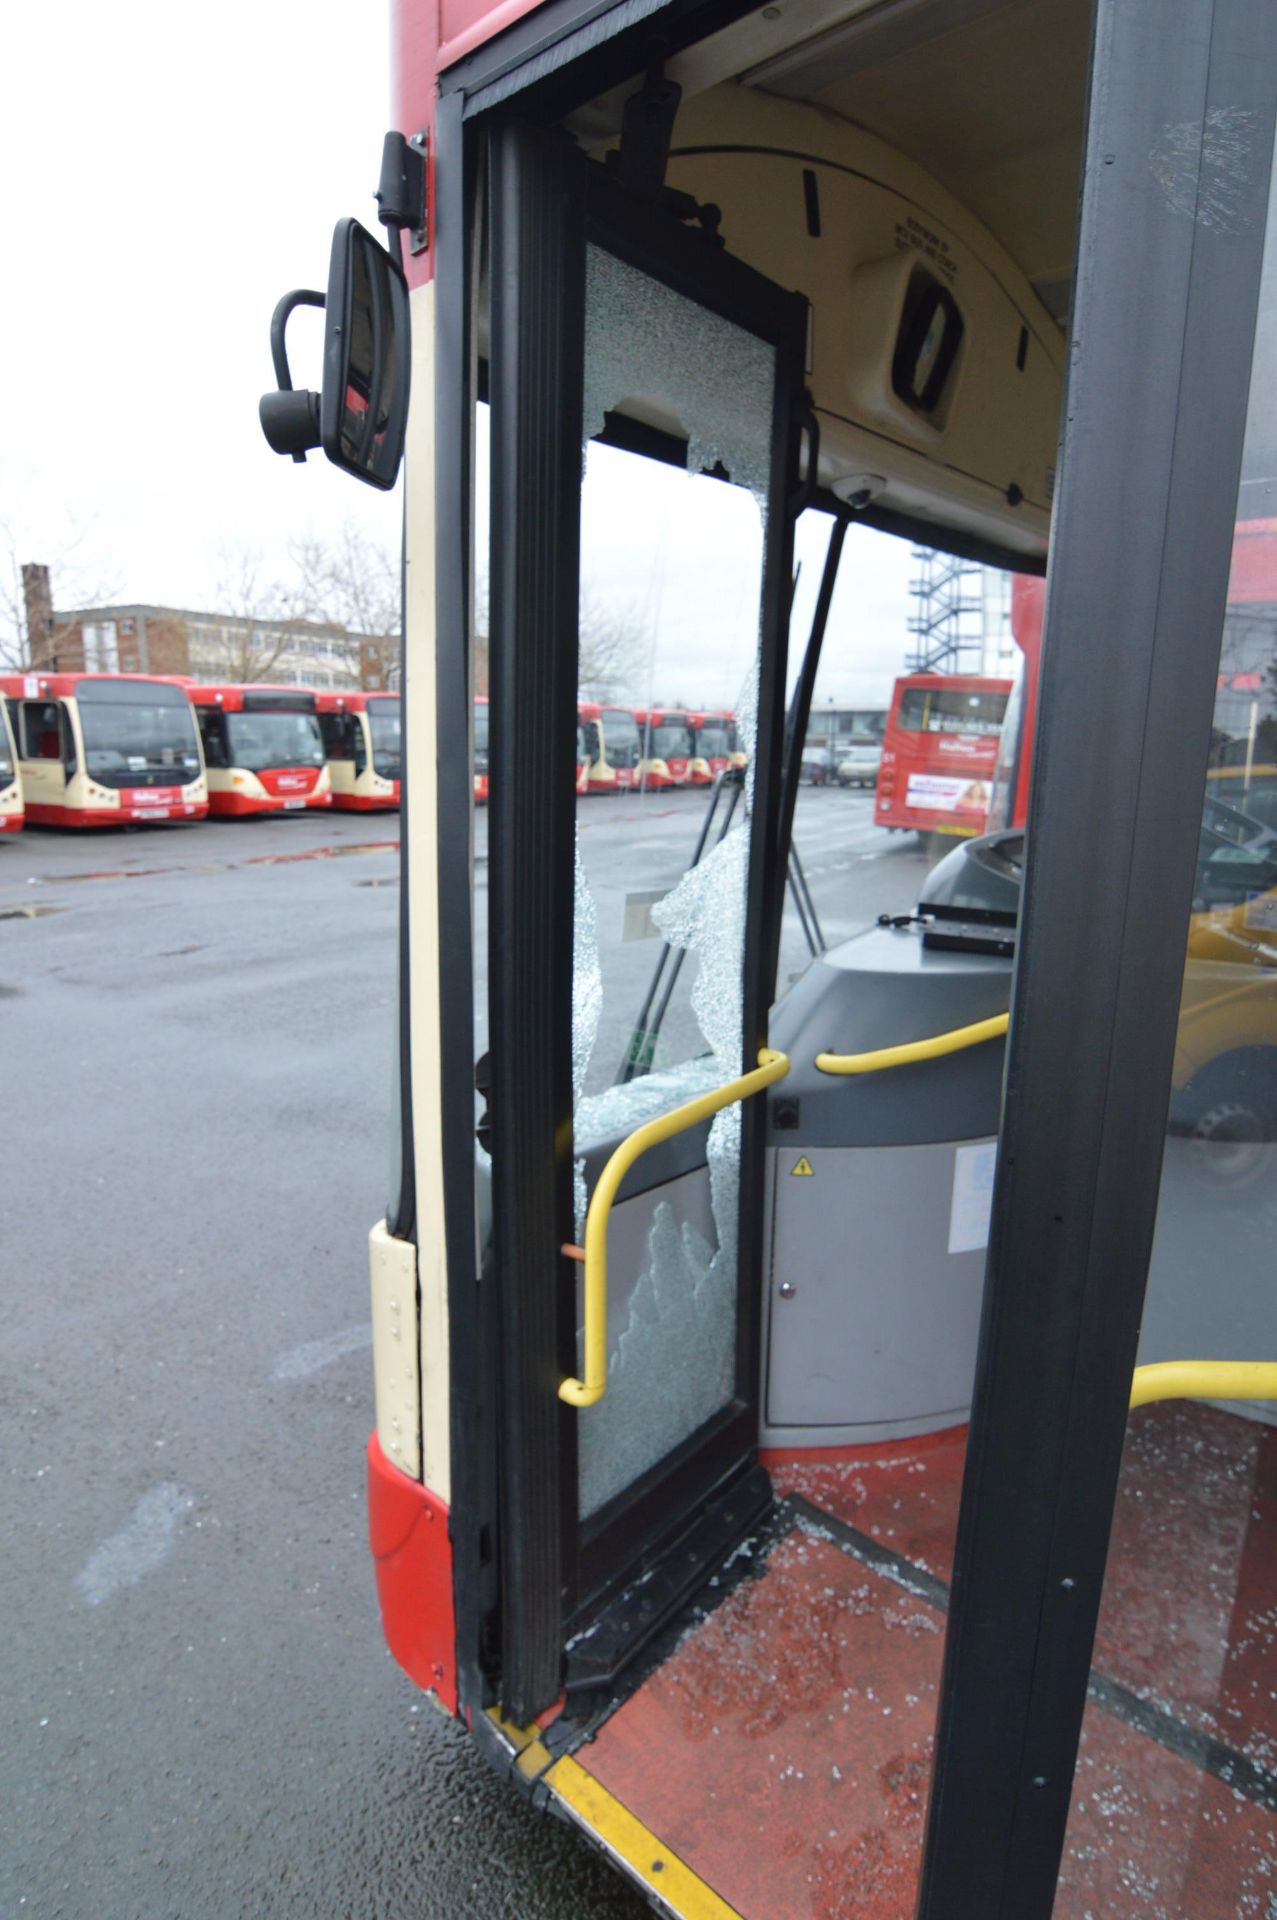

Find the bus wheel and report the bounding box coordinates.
[1174,1053,1277,1188]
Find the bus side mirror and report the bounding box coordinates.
[259,217,411,492]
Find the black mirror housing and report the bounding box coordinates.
[258,218,410,492]
[320,218,411,491]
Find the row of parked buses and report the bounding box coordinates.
[0,672,402,828]
[472,696,743,802]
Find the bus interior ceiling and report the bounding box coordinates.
[462,2,1276,1912]
[562,0,1085,564]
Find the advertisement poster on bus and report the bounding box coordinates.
[905,772,992,816]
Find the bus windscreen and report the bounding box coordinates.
[77,681,202,788]
[226,710,325,772]
[898,686,1007,737]
[368,702,402,775]
[603,709,640,769]
[0,723,14,787]
[650,723,693,757]
[697,722,731,758]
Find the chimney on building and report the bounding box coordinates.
[22,563,54,669]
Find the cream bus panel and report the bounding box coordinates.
[370,1220,422,1480]
[656,89,1064,559]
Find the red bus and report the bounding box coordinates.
[876,671,1012,837]
[473,695,488,803]
[188,684,331,816]
[0,672,207,826]
[692,710,738,781]
[0,698,23,833]
[578,701,641,792]
[315,691,401,810]
[634,707,697,787]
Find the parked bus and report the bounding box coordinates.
[259,4,1277,1912]
[691,710,737,781]
[0,673,206,826]
[578,700,641,792]
[876,670,1012,837]
[0,698,23,833]
[315,691,401,810]
[188,684,331,816]
[634,707,696,788]
[473,695,488,803]
[575,710,593,793]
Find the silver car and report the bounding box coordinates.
[836,737,883,788]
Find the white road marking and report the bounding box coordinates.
[271,1321,373,1382]
[76,1484,196,1606]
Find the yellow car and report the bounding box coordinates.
[1169,770,1277,1179]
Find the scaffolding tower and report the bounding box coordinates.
[906,547,985,673]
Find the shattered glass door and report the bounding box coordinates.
[570,243,778,1519]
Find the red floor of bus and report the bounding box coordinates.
[534,1404,1276,1919]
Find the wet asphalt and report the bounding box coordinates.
[1,791,927,1920]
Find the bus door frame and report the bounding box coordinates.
[916,0,1277,1913]
[430,0,1277,1900]
[483,121,805,1722]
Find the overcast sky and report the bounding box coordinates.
[3,0,929,707]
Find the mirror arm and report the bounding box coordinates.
[269,288,324,391]
[259,288,325,464]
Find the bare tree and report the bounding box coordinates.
[288,522,401,645]
[469,568,646,702]
[0,519,117,672]
[205,546,302,681]
[578,588,650,701]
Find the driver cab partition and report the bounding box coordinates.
[485,119,807,1722]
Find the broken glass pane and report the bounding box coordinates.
[573,243,776,1518]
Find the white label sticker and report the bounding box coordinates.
[949,1141,998,1254]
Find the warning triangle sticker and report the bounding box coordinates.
[790,1155,815,1178]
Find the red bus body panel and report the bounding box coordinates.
[23,798,208,827]
[331,786,402,812]
[1003,577,1045,830]
[367,1433,458,1715]
[205,771,331,817]
[997,516,1277,834]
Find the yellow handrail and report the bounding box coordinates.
[1130,1361,1277,1408]
[558,1047,790,1408]
[815,1011,1009,1076]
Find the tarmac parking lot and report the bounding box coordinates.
[2,789,934,1920]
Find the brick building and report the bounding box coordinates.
[20,571,397,692]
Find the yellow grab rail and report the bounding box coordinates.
[558,1047,790,1409]
[1130,1360,1277,1408]
[815,1011,1009,1076]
